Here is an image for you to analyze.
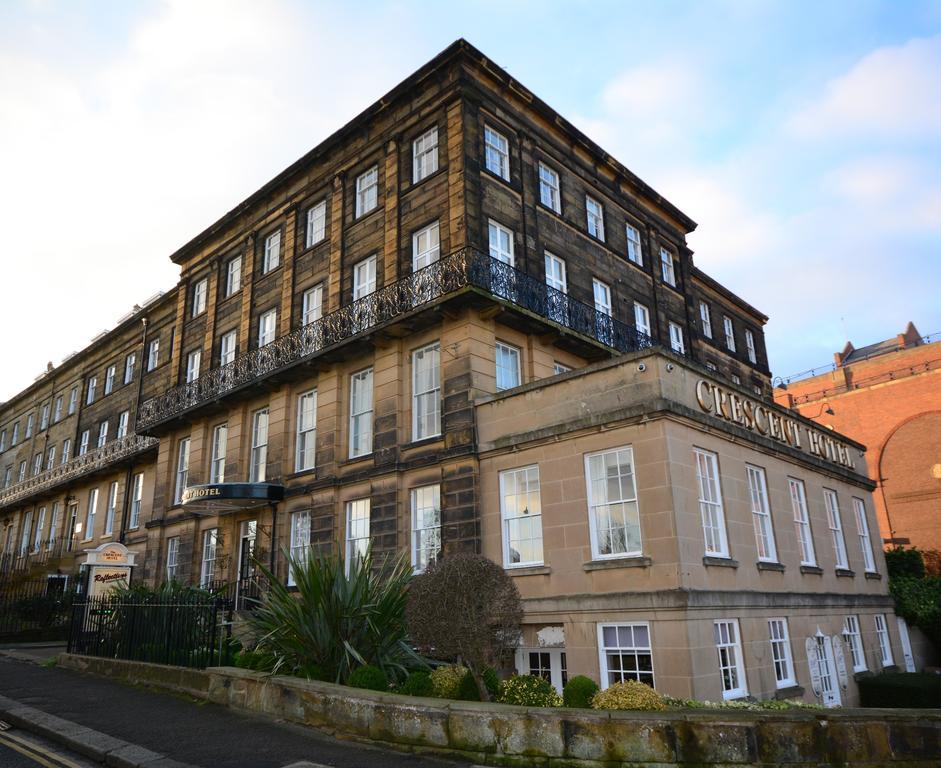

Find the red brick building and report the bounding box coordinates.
[775,322,941,553]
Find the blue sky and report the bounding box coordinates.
[1,0,939,399]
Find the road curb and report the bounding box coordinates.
[0,693,200,768]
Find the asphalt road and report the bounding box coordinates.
[0,655,465,768]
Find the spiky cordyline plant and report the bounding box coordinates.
[250,548,423,684]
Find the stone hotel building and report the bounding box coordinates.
[0,40,911,706]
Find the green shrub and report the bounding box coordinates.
[591,680,665,711]
[563,675,599,708]
[858,672,941,708]
[885,547,926,580]
[497,675,562,707]
[347,664,389,691]
[430,665,468,699]
[890,576,941,650]
[396,670,435,697]
[457,667,500,701]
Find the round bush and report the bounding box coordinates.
[397,670,435,697]
[347,664,389,691]
[497,675,563,707]
[457,667,501,701]
[591,680,665,711]
[430,665,468,699]
[563,675,599,708]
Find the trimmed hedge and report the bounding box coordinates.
[563,675,599,708]
[858,672,941,709]
[347,664,389,691]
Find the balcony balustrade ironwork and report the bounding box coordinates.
[0,434,158,510]
[138,248,655,430]
[0,536,75,580]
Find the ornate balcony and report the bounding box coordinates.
[138,248,654,431]
[0,434,159,510]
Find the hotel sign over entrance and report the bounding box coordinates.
[695,380,856,470]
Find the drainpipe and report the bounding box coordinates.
[119,317,149,544]
[269,502,278,575]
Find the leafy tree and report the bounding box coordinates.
[886,547,941,654]
[407,554,522,701]
[885,547,926,580]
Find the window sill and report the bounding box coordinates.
[341,453,374,467]
[703,556,739,569]
[353,206,383,225]
[853,669,872,682]
[774,684,805,700]
[409,166,446,189]
[800,565,824,576]
[482,167,513,188]
[756,561,785,572]
[285,468,317,481]
[882,664,900,673]
[506,565,551,577]
[864,571,883,581]
[583,556,651,572]
[835,568,856,578]
[407,435,443,450]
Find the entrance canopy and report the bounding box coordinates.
[180,483,285,514]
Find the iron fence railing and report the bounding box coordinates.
[138,248,655,430]
[0,537,74,580]
[0,576,75,640]
[0,434,159,510]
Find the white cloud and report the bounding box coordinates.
[788,35,941,138]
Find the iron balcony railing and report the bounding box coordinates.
[138,247,655,430]
[0,434,159,510]
[0,536,75,579]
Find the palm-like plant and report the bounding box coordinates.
[250,549,422,684]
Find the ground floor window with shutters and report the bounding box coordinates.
[345,499,370,575]
[874,614,894,668]
[200,529,218,587]
[166,537,180,581]
[516,648,568,694]
[597,623,654,689]
[714,619,747,699]
[289,510,311,586]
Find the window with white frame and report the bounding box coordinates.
[0,429,6,452]
[495,342,521,391]
[296,390,317,471]
[746,465,777,562]
[220,330,237,366]
[192,278,207,317]
[174,438,190,504]
[768,618,796,687]
[147,339,160,371]
[263,230,281,273]
[700,301,713,338]
[19,511,32,554]
[124,353,136,385]
[714,619,747,699]
[48,503,60,549]
[843,615,866,671]
[695,449,729,557]
[874,614,893,667]
[500,466,543,567]
[545,252,567,293]
[634,302,651,337]
[11,422,19,445]
[3,467,12,488]
[104,481,118,536]
[586,196,605,241]
[553,362,572,375]
[210,424,227,484]
[166,537,180,581]
[349,369,373,459]
[40,404,49,431]
[61,438,70,464]
[598,623,654,689]
[660,248,676,286]
[45,445,55,470]
[731,373,741,385]
[412,222,440,271]
[129,473,143,529]
[488,220,514,265]
[116,410,129,439]
[538,162,560,213]
[352,255,377,300]
[723,316,736,352]
[33,507,45,553]
[355,166,378,217]
[300,284,323,328]
[412,343,440,441]
[668,322,685,354]
[258,309,277,348]
[626,224,643,266]
[745,329,757,364]
[53,396,62,423]
[250,409,269,482]
[824,489,848,569]
[104,366,115,395]
[412,126,438,183]
[84,489,98,541]
[289,510,311,585]
[17,460,26,483]
[79,430,90,456]
[585,446,641,559]
[853,497,877,573]
[32,452,42,476]
[97,421,108,448]
[789,478,816,566]
[225,256,242,296]
[345,499,370,574]
[411,484,441,573]
[593,278,613,344]
[186,349,201,383]
[305,200,327,247]
[68,385,78,414]
[484,125,510,180]
[200,528,218,587]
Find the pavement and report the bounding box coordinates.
[0,647,468,768]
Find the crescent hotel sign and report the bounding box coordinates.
[695,380,856,470]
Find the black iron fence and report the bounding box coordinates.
[67,594,230,669]
[0,576,75,641]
